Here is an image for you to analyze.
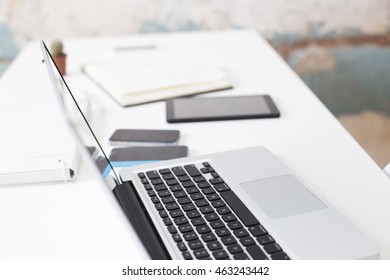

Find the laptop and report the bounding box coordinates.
[40,41,379,260]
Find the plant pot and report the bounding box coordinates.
[52,54,67,76]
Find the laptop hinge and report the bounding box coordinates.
[112,180,171,260]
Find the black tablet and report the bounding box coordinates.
[166,95,280,123]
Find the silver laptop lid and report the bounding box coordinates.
[40,41,119,185]
[40,40,150,258]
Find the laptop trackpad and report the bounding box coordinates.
[240,175,327,219]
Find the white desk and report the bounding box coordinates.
[0,30,389,259]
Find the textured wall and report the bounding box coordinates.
[1,0,390,116]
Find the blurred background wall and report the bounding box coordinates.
[0,0,389,167]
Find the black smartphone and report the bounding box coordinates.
[109,146,188,162]
[109,129,180,146]
[166,94,280,123]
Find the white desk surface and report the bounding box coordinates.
[0,30,389,259]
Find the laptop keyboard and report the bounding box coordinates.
[137,162,290,260]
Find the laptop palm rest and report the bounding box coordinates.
[240,175,327,219]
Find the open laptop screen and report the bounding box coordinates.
[40,41,118,185]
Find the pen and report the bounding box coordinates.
[114,45,157,52]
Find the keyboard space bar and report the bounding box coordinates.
[220,190,260,226]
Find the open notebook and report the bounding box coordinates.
[82,51,232,106]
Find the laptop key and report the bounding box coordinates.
[264,243,283,254]
[186,210,201,219]
[222,213,237,222]
[182,251,193,260]
[163,217,173,226]
[182,181,195,188]
[172,166,187,176]
[215,227,230,237]
[240,237,255,247]
[172,233,182,242]
[196,224,211,234]
[201,232,217,243]
[178,197,191,205]
[191,217,206,226]
[165,202,179,211]
[202,162,211,167]
[228,221,243,230]
[182,203,196,212]
[187,187,200,194]
[184,164,201,177]
[217,206,231,215]
[210,177,224,185]
[188,240,204,250]
[155,203,164,211]
[202,187,216,195]
[190,193,203,200]
[159,168,171,175]
[174,216,189,225]
[211,200,226,208]
[197,182,211,189]
[178,224,193,233]
[227,244,243,254]
[140,178,149,184]
[210,219,225,229]
[144,184,153,191]
[271,252,290,260]
[200,167,209,174]
[195,199,209,207]
[154,184,167,191]
[159,210,168,218]
[151,178,164,185]
[183,232,198,241]
[166,179,179,186]
[213,250,229,260]
[220,190,260,226]
[248,225,267,236]
[257,235,275,245]
[158,190,171,197]
[200,206,214,214]
[221,235,237,245]
[205,212,219,221]
[214,183,230,192]
[138,172,146,178]
[177,175,191,182]
[169,185,183,192]
[207,241,222,251]
[194,248,209,259]
[170,209,184,218]
[211,172,219,178]
[206,193,220,201]
[173,191,187,198]
[161,196,175,204]
[247,245,269,260]
[146,170,160,179]
[163,174,175,180]
[234,253,250,260]
[193,176,206,183]
[151,196,160,204]
[147,190,156,197]
[234,229,249,238]
[167,225,177,234]
[177,242,187,251]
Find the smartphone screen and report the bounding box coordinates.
[166,95,280,123]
